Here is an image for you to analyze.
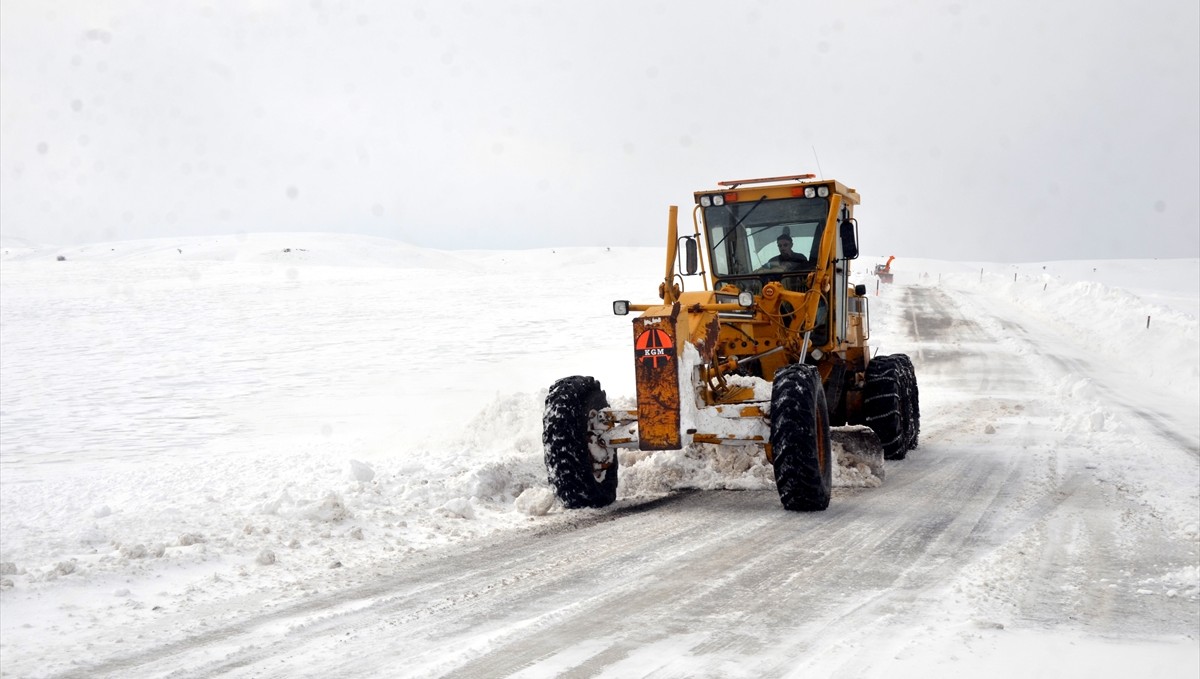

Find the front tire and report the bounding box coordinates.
[770,364,833,511]
[543,376,617,509]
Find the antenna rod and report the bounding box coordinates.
[812,146,824,179]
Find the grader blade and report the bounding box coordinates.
[830,426,886,480]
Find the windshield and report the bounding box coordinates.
[703,197,829,277]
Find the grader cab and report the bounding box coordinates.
[543,174,920,511]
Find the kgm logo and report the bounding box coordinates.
[634,328,675,368]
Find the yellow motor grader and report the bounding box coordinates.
[543,174,919,511]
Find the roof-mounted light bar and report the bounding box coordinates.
[717,173,816,189]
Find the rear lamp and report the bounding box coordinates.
[817,186,830,198]
[737,291,754,307]
[712,194,725,206]
[804,187,817,198]
[699,195,712,207]
[723,192,738,203]
[613,300,630,316]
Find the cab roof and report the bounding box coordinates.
[694,174,860,206]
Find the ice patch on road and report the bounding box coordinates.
[1141,565,1200,599]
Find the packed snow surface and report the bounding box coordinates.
[1,234,1197,677]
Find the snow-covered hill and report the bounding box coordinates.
[2,232,472,269]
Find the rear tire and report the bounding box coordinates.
[864,355,907,460]
[894,354,920,451]
[770,364,832,511]
[543,376,617,509]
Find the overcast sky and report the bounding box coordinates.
[1,0,1197,261]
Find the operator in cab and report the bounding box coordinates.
[761,228,808,271]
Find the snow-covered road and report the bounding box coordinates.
[1,236,1196,678]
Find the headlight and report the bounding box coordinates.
[713,194,725,206]
[804,187,816,198]
[613,300,630,316]
[699,195,712,207]
[737,291,754,307]
[817,186,830,198]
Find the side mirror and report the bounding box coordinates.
[839,220,859,260]
[682,237,699,275]
[854,284,867,296]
